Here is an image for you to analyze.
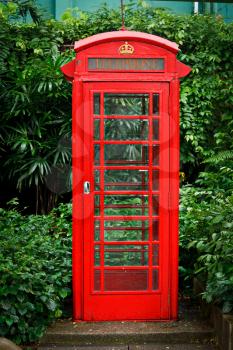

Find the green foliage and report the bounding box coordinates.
[3,50,72,212]
[0,1,42,23]
[14,0,42,23]
[0,4,73,212]
[180,185,233,312]
[0,202,72,344]
[204,150,233,164]
[179,142,233,308]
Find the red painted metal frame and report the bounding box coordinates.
[61,30,191,322]
[72,78,83,320]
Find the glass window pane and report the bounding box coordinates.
[153,94,159,115]
[104,94,149,116]
[153,119,159,140]
[104,144,148,166]
[152,196,159,215]
[95,220,100,241]
[94,144,100,165]
[105,169,148,191]
[95,170,100,190]
[152,245,159,266]
[94,93,100,115]
[152,220,159,241]
[94,245,100,266]
[94,119,100,140]
[104,245,148,266]
[104,195,149,216]
[95,195,100,216]
[152,269,159,290]
[104,220,149,241]
[104,119,148,140]
[94,270,101,291]
[152,145,159,165]
[152,170,159,191]
[104,269,148,291]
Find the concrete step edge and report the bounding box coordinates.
[39,329,214,346]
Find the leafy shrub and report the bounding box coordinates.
[180,186,233,313]
[0,202,72,344]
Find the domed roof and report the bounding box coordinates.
[74,30,179,54]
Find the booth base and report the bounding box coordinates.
[39,319,214,348]
[39,301,217,349]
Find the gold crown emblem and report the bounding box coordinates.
[119,42,134,55]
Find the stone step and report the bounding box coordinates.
[39,319,215,347]
[38,344,218,350]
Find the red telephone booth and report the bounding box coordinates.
[61,30,191,321]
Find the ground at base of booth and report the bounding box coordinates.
[38,318,216,349]
[38,301,218,350]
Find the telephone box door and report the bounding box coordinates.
[82,81,171,320]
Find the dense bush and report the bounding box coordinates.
[180,177,233,312]
[0,202,72,344]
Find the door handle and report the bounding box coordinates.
[84,181,90,194]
